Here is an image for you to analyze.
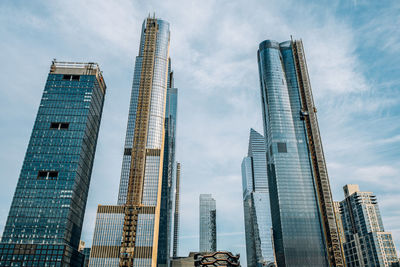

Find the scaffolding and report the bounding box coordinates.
[292,40,345,267]
[119,18,159,267]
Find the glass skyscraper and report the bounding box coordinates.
[89,16,177,267]
[199,194,216,253]
[158,63,178,267]
[0,61,107,266]
[339,184,399,267]
[257,39,345,266]
[241,128,275,267]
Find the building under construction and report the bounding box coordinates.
[257,39,345,266]
[89,16,177,267]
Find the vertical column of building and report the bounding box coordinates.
[258,40,329,266]
[199,194,217,253]
[241,156,257,267]
[0,61,107,267]
[158,60,178,267]
[241,129,275,267]
[119,17,170,267]
[291,40,345,267]
[172,163,181,258]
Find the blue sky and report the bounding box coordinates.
[0,0,399,265]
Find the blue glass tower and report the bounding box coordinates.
[0,61,107,267]
[158,60,178,267]
[257,40,344,266]
[241,129,275,267]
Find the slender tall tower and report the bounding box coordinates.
[158,61,178,267]
[339,185,399,267]
[172,163,181,258]
[89,16,175,267]
[257,39,345,266]
[241,128,275,267]
[199,194,217,253]
[0,61,107,267]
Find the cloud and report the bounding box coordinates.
[358,2,400,54]
[0,0,399,263]
[353,165,399,187]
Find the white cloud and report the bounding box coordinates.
[0,0,399,263]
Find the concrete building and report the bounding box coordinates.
[171,252,197,267]
[339,184,399,267]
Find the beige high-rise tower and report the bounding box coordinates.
[89,16,172,267]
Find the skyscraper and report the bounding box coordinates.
[241,128,275,267]
[0,61,107,267]
[89,16,176,267]
[199,194,216,253]
[173,163,181,258]
[158,61,178,267]
[257,39,345,266]
[339,184,399,267]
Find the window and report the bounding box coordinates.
[124,148,132,156]
[37,171,58,180]
[62,75,80,81]
[277,142,287,153]
[50,122,69,130]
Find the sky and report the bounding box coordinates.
[0,0,399,265]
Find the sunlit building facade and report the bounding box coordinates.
[257,39,344,266]
[241,128,275,267]
[89,205,125,266]
[89,16,176,267]
[199,194,216,253]
[339,184,399,267]
[0,61,107,266]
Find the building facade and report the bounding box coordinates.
[171,253,196,267]
[199,194,216,253]
[158,64,178,267]
[241,129,275,267]
[0,61,107,266]
[89,16,176,267]
[89,205,125,266]
[257,39,344,266]
[173,163,181,258]
[339,184,399,267]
